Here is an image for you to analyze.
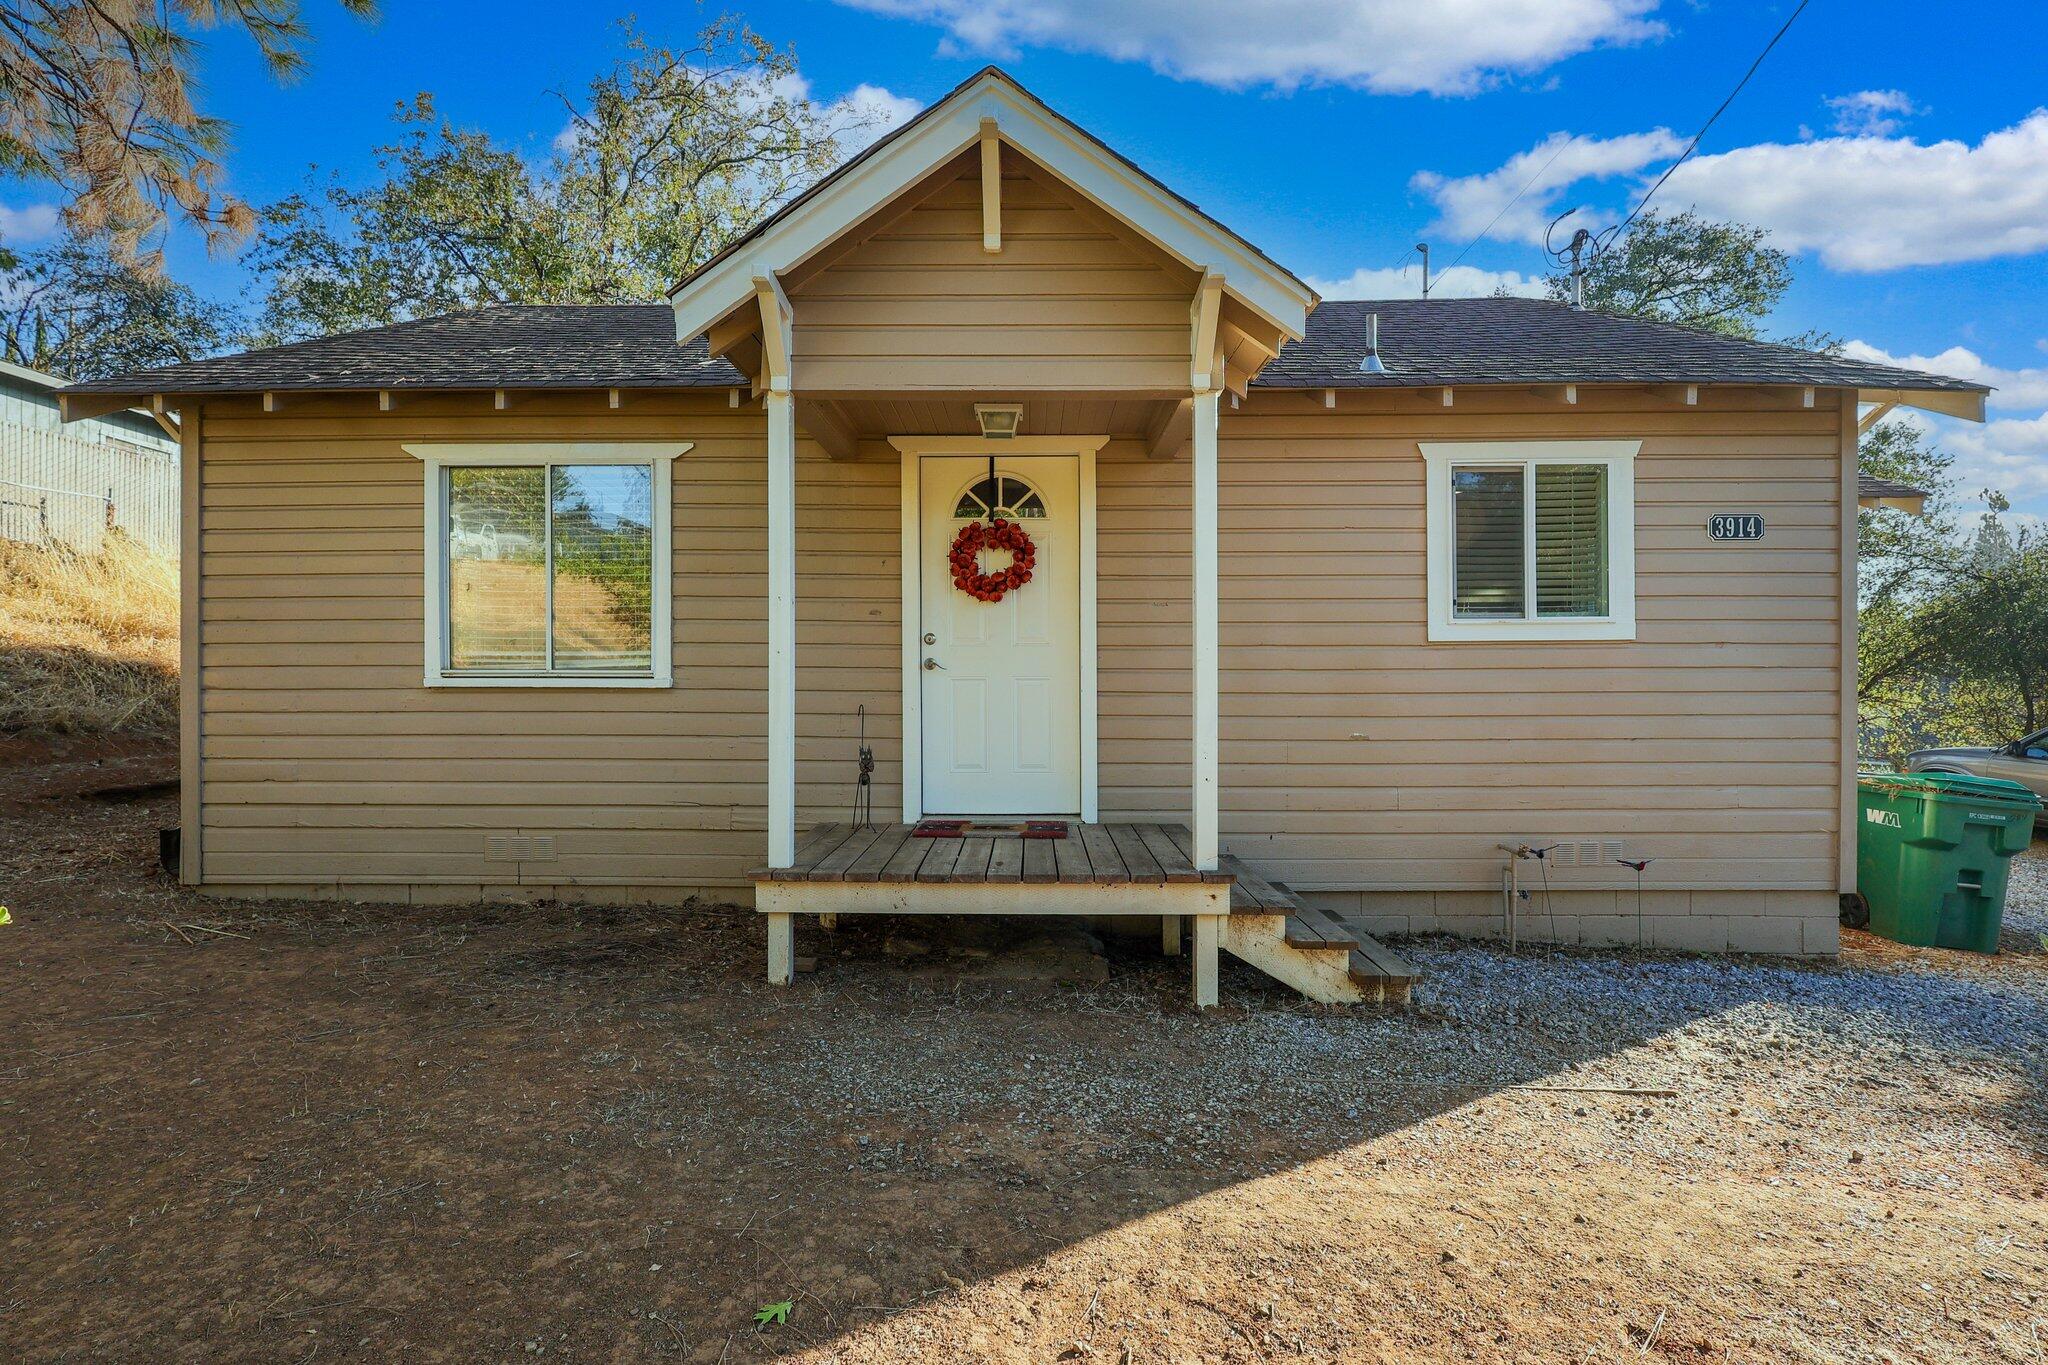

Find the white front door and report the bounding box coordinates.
[919,454,1082,815]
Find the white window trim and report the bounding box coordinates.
[404,442,687,688]
[1421,440,1639,643]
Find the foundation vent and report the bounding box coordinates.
[485,834,557,862]
[1551,839,1623,869]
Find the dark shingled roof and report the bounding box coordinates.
[1260,299,1987,393]
[64,305,743,395]
[63,297,1985,398]
[1859,473,1930,501]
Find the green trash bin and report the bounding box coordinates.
[1856,772,2042,953]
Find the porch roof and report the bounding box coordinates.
[60,298,1988,410]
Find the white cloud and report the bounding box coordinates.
[839,0,1664,95]
[1825,89,1921,138]
[1882,403,2048,520]
[1306,263,1549,299]
[0,202,61,245]
[551,122,591,157]
[830,83,923,146]
[1412,129,1683,244]
[1941,413,2048,505]
[1413,111,2048,271]
[1842,341,2048,411]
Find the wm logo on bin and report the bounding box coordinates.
[1865,809,1903,829]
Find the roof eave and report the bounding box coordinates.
[1857,385,1986,423]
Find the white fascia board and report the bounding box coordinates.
[671,76,1313,349]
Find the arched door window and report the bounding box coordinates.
[952,473,1047,520]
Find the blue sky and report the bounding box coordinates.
[5,0,2045,518]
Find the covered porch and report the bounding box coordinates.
[665,66,1419,1006]
[748,388,1245,1000]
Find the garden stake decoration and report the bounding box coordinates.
[1618,858,1654,946]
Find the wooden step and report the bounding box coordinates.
[1219,853,1299,914]
[1283,906,1363,951]
[1326,909,1422,1006]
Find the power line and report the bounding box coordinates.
[1442,132,1581,277]
[1604,0,1812,245]
[1440,0,1814,293]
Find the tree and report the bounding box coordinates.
[1,0,377,268]
[1858,420,1961,611]
[246,18,867,344]
[1545,209,1791,338]
[1885,518,2048,745]
[1859,449,2048,757]
[0,232,237,378]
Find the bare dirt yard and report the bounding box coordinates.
[6,737,2048,1363]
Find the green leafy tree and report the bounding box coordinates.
[1858,420,1961,611]
[246,18,868,344]
[1,0,377,267]
[1860,473,2048,756]
[0,232,237,377]
[1546,209,1792,339]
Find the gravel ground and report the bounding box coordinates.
[6,740,2047,1363]
[746,836,2048,1145]
[2005,833,2048,942]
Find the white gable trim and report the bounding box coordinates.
[671,72,1315,351]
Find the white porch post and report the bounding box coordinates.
[1192,388,1221,871]
[766,388,797,869]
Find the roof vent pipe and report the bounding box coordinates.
[1360,312,1387,374]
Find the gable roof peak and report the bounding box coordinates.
[668,64,1316,350]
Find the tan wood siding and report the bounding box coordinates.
[194,383,1848,920]
[1096,386,1849,899]
[194,392,900,891]
[788,153,1195,394]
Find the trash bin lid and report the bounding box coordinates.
[1860,771,2043,809]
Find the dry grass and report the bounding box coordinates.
[0,534,178,735]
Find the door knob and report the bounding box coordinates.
[923,657,946,671]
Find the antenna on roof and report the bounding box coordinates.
[1415,243,1431,300]
[1545,209,1595,310]
[1360,313,1387,374]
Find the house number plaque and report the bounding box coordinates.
[1707,513,1766,541]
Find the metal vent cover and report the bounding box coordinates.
[1551,839,1623,868]
[485,834,556,862]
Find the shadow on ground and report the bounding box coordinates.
[5,761,2047,1361]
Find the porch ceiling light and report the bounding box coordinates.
[974,403,1024,439]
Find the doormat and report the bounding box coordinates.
[911,820,1070,839]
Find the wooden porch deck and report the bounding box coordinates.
[750,821,1298,914]
[751,820,1417,1008]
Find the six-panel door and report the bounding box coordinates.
[918,454,1082,815]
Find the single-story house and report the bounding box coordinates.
[63,68,1987,1006]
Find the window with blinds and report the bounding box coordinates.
[1449,461,1609,621]
[1534,464,1608,617]
[1450,467,1525,618]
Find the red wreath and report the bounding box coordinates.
[949,518,1036,602]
